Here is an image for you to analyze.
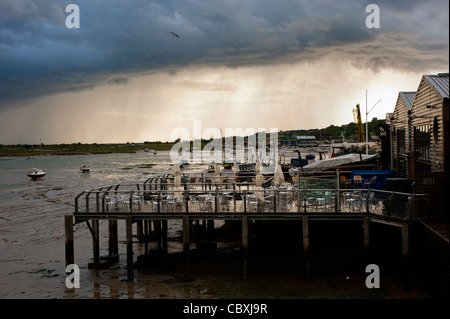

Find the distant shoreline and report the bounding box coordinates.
[0,143,175,157]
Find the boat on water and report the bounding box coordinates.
[80,165,90,173]
[289,153,379,176]
[27,139,46,180]
[27,168,46,180]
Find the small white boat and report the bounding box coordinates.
[28,138,46,180]
[288,153,380,177]
[27,168,46,180]
[80,165,90,172]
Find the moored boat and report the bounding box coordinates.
[27,139,46,180]
[27,168,46,180]
[290,150,308,167]
[289,153,379,177]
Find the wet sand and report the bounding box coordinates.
[1,208,432,300]
[1,219,431,299]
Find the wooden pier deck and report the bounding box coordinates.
[65,174,425,284]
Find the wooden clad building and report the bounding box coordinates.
[409,73,449,220]
[392,91,416,177]
[410,74,449,173]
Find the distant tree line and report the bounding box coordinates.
[278,118,387,142]
[0,118,387,150]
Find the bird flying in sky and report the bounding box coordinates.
[170,32,180,38]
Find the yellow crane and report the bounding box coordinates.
[353,103,365,142]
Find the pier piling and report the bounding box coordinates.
[65,214,74,266]
[363,215,370,263]
[126,215,134,281]
[183,214,190,281]
[154,221,162,250]
[136,220,144,242]
[144,219,149,254]
[402,222,410,291]
[108,220,118,257]
[162,220,168,251]
[92,219,100,263]
[242,214,249,280]
[302,215,310,280]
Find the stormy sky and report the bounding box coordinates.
[0,0,448,144]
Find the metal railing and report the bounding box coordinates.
[74,175,427,221]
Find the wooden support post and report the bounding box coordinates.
[162,220,168,250]
[183,214,190,281]
[273,190,277,213]
[136,220,144,242]
[65,214,74,266]
[242,214,249,280]
[402,222,410,291]
[92,219,100,263]
[154,220,162,249]
[207,220,215,242]
[302,215,310,280]
[126,215,134,281]
[144,219,149,255]
[108,220,118,256]
[363,215,370,263]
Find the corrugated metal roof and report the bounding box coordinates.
[424,73,449,99]
[399,91,416,110]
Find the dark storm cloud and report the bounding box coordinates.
[106,76,130,86]
[0,0,66,26]
[0,0,448,106]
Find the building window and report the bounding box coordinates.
[414,125,431,161]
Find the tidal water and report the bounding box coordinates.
[0,151,188,298]
[0,148,315,298]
